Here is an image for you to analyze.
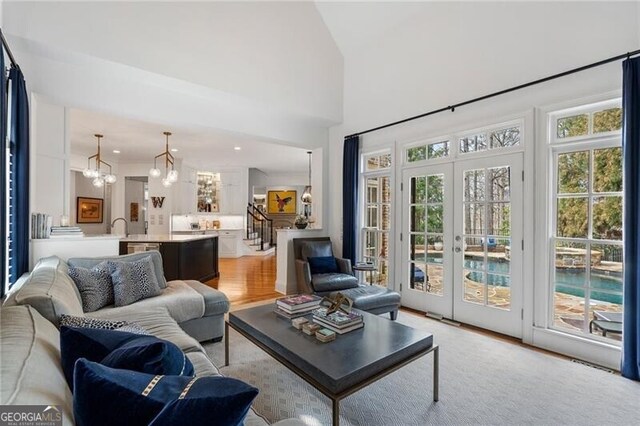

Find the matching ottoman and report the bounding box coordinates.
[331,285,401,320]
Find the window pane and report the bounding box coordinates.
[488,203,511,236]
[557,151,589,193]
[465,203,485,235]
[464,236,485,271]
[366,178,379,203]
[410,233,426,262]
[365,155,380,171]
[488,167,510,201]
[427,234,444,264]
[490,127,520,148]
[381,204,390,231]
[379,232,389,259]
[425,264,443,295]
[557,198,588,238]
[464,270,485,304]
[380,176,391,203]
[592,196,622,240]
[593,108,622,133]
[427,141,450,159]
[407,146,426,162]
[553,241,588,332]
[366,205,378,228]
[411,176,426,204]
[590,244,623,294]
[410,205,426,232]
[427,205,443,233]
[364,231,378,258]
[464,169,485,201]
[487,274,510,310]
[427,174,444,203]
[557,114,589,138]
[460,133,487,153]
[593,147,622,193]
[493,238,511,273]
[410,262,427,291]
[379,154,392,169]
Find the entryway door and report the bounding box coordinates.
[401,153,524,338]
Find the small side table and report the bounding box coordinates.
[353,263,377,285]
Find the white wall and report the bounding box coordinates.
[3,1,343,123]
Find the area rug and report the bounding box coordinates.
[204,310,639,426]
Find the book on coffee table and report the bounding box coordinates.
[312,307,363,326]
[312,318,364,334]
[276,294,322,313]
[274,308,313,320]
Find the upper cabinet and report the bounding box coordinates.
[196,172,221,212]
[174,167,247,214]
[219,171,244,214]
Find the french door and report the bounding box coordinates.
[402,153,524,337]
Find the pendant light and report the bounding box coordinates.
[301,151,312,204]
[149,131,178,187]
[83,134,117,187]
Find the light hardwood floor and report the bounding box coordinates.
[205,254,281,308]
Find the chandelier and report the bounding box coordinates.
[301,151,312,204]
[82,134,116,188]
[149,131,178,187]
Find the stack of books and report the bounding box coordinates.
[312,307,364,334]
[49,226,85,238]
[274,294,322,319]
[31,213,53,239]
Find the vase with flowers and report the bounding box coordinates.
[294,215,309,229]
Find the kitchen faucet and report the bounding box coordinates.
[111,217,129,237]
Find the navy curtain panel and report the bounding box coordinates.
[622,57,640,380]
[0,52,6,295]
[342,135,360,264]
[8,66,29,285]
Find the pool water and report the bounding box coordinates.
[461,258,622,305]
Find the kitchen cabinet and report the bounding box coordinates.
[218,229,243,258]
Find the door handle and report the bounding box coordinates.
[454,247,462,253]
[455,235,462,242]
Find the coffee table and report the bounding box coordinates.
[225,304,438,426]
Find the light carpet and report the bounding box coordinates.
[204,310,639,425]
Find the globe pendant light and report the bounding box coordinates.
[149,131,178,186]
[301,151,312,204]
[83,134,117,187]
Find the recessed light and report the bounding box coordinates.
[171,148,179,152]
[113,150,120,154]
[234,146,241,151]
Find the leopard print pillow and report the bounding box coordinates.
[108,256,162,307]
[59,314,149,335]
[68,261,114,312]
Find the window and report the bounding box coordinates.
[549,101,623,343]
[459,125,521,154]
[407,140,450,163]
[360,151,391,286]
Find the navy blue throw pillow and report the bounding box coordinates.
[73,360,258,426]
[60,326,193,391]
[308,256,339,274]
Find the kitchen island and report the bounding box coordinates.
[119,234,219,282]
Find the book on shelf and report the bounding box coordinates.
[276,294,322,312]
[312,307,363,327]
[31,213,53,239]
[312,318,364,334]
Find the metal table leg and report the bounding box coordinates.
[433,345,439,402]
[332,398,340,426]
[224,321,229,367]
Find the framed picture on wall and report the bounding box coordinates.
[267,190,296,214]
[77,197,103,223]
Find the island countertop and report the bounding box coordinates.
[120,233,218,243]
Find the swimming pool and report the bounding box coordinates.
[460,258,623,305]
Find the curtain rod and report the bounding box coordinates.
[0,28,18,68]
[346,48,640,139]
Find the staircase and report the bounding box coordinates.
[243,204,276,256]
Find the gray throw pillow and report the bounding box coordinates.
[59,314,149,335]
[108,256,162,307]
[68,261,114,312]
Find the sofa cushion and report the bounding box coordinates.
[301,240,333,261]
[68,261,114,312]
[108,256,162,306]
[311,273,359,293]
[86,306,203,354]
[88,280,205,324]
[73,360,258,426]
[0,306,74,423]
[60,327,194,390]
[187,352,221,377]
[68,250,167,289]
[3,256,83,326]
[184,280,230,317]
[308,256,339,274]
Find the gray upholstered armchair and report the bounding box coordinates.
[293,237,359,296]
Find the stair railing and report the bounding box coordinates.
[249,203,274,248]
[246,204,274,251]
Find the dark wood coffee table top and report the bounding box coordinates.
[228,304,434,395]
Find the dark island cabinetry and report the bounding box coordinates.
[119,235,219,282]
